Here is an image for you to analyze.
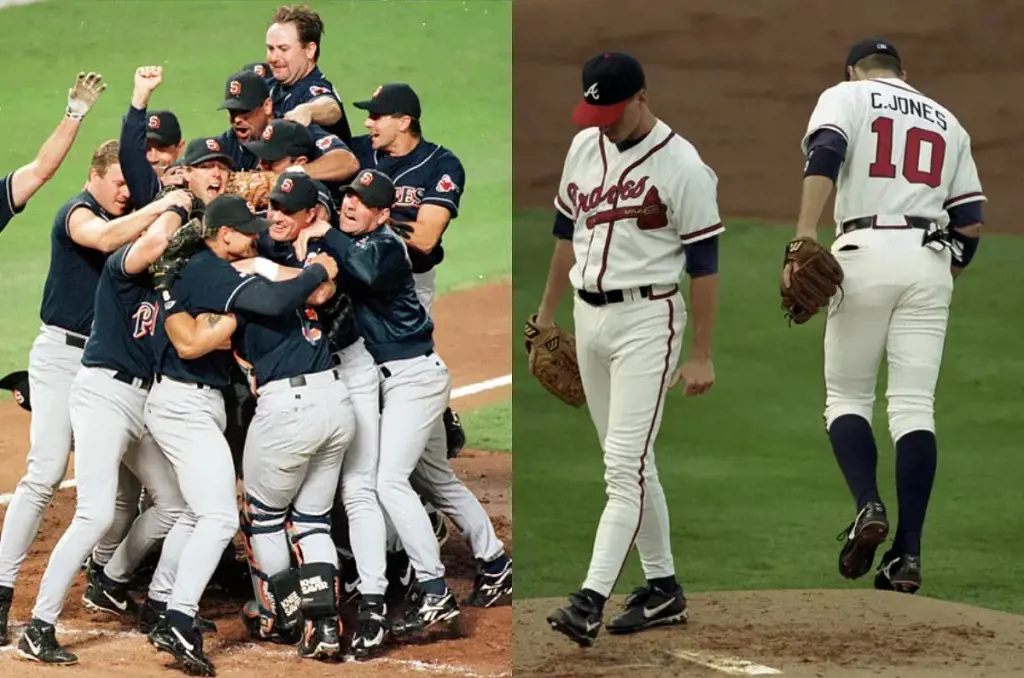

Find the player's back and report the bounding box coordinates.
[804,78,982,229]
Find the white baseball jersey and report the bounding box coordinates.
[802,78,985,232]
[555,119,724,292]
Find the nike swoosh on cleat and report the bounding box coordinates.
[26,637,41,656]
[344,580,359,594]
[643,598,677,619]
[103,591,128,611]
[585,620,600,632]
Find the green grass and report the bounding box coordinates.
[0,0,510,375]
[460,400,511,453]
[512,208,1024,614]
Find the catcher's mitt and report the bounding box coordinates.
[780,237,844,324]
[524,314,586,407]
[225,170,276,210]
[151,217,205,292]
[154,184,205,221]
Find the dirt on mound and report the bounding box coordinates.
[515,590,1024,678]
[514,0,1024,234]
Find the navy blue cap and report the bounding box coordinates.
[845,38,901,79]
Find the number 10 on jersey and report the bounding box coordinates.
[868,116,946,188]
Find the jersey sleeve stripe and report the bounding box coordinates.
[3,172,14,213]
[63,202,91,237]
[943,191,986,209]
[223,275,260,313]
[119,241,136,276]
[681,222,725,245]
[555,196,572,218]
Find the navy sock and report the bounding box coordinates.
[647,576,679,593]
[165,609,194,634]
[96,568,124,589]
[828,414,881,509]
[482,553,510,575]
[146,597,168,612]
[580,588,606,610]
[419,577,447,596]
[891,430,938,556]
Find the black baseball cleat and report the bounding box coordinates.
[463,557,512,608]
[297,616,341,661]
[0,585,12,646]
[547,591,602,647]
[391,587,461,638]
[240,600,300,645]
[17,618,77,665]
[874,552,922,594]
[443,407,466,458]
[148,619,215,676]
[349,597,388,659]
[82,577,139,617]
[430,509,450,548]
[837,501,889,580]
[385,550,415,603]
[606,584,688,634]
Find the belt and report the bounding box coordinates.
[287,367,342,388]
[380,350,435,379]
[841,216,934,234]
[155,374,212,390]
[577,285,654,307]
[65,333,86,350]
[112,371,152,391]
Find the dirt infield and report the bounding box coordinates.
[0,281,511,677]
[513,0,1024,234]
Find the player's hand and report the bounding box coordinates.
[669,356,714,397]
[307,252,339,280]
[131,65,162,109]
[66,72,106,120]
[284,106,313,126]
[307,280,336,306]
[158,189,194,214]
[532,309,555,329]
[293,221,332,261]
[162,164,186,188]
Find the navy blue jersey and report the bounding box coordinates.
[319,226,433,363]
[0,171,26,235]
[271,67,352,144]
[81,243,158,379]
[257,231,359,352]
[233,304,333,388]
[350,136,465,273]
[149,286,236,389]
[119,105,162,209]
[39,192,113,335]
[214,130,260,171]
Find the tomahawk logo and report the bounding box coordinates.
[584,83,600,101]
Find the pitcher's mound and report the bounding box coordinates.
[515,590,1024,677]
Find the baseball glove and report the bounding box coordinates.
[524,315,586,407]
[225,170,276,210]
[780,237,844,324]
[154,184,205,221]
[150,217,205,292]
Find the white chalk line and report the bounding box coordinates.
[0,373,512,507]
[668,649,783,676]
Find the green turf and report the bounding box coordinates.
[0,0,510,375]
[460,400,511,453]
[512,208,1024,614]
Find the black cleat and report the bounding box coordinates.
[349,596,388,659]
[338,554,361,606]
[874,552,922,594]
[82,577,139,617]
[385,550,415,603]
[837,501,889,580]
[391,587,461,638]
[148,619,215,676]
[463,557,512,608]
[443,407,466,458]
[17,618,78,665]
[297,616,341,661]
[240,600,300,645]
[606,584,687,634]
[547,591,602,647]
[0,585,12,647]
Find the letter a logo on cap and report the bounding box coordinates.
[372,85,383,98]
[359,171,373,186]
[229,80,242,96]
[584,83,600,101]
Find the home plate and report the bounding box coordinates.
[668,650,782,676]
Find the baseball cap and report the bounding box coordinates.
[844,38,902,79]
[204,194,270,234]
[244,120,316,163]
[353,83,421,119]
[181,137,235,169]
[145,110,182,146]
[242,61,272,80]
[267,172,319,213]
[0,370,30,412]
[572,52,645,128]
[344,169,395,209]
[218,70,271,112]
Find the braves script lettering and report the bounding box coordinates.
[567,176,649,220]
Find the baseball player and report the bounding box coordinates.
[0,72,106,236]
[536,53,722,647]
[789,39,984,594]
[263,4,353,143]
[119,65,187,209]
[15,197,206,666]
[0,143,195,648]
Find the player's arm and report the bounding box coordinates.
[231,256,336,305]
[161,292,237,359]
[301,134,359,183]
[7,73,107,212]
[286,97,343,127]
[122,206,191,275]
[535,212,576,326]
[228,256,335,316]
[316,225,408,290]
[397,156,466,254]
[118,67,166,209]
[944,132,986,278]
[794,129,847,240]
[68,190,183,253]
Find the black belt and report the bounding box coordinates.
[65,333,86,350]
[577,285,653,307]
[112,371,152,391]
[380,350,435,379]
[841,216,933,234]
[288,367,342,388]
[155,374,212,390]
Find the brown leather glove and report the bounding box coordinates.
[780,237,844,324]
[225,170,276,210]
[524,315,586,407]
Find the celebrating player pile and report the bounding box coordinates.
[0,3,509,674]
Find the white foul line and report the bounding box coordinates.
[0,374,512,506]
[669,650,782,676]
